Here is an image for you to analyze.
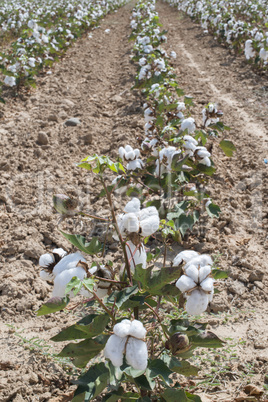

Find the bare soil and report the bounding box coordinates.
[0,1,267,401]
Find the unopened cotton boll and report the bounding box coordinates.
[126,337,148,371]
[114,319,131,338]
[104,334,127,367]
[124,198,141,213]
[185,289,209,315]
[129,319,147,339]
[176,275,196,293]
[173,250,199,266]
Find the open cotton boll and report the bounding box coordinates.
[185,254,213,270]
[125,150,136,161]
[245,39,255,59]
[52,266,87,298]
[129,320,146,339]
[53,252,86,276]
[173,250,199,266]
[40,270,54,282]
[196,148,211,159]
[52,248,67,258]
[119,146,125,159]
[200,277,214,293]
[124,198,141,213]
[123,213,140,233]
[199,157,211,167]
[114,319,131,338]
[140,214,160,237]
[104,334,127,367]
[125,145,133,152]
[127,159,144,171]
[176,275,196,293]
[185,289,209,315]
[39,253,54,268]
[126,241,147,271]
[184,264,199,283]
[199,265,212,283]
[181,117,196,134]
[126,337,148,371]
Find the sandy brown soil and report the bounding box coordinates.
[0,1,267,401]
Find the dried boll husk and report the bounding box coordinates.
[53,194,78,215]
[165,333,191,355]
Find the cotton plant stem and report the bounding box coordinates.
[94,276,127,285]
[144,302,169,338]
[78,211,110,221]
[92,290,116,324]
[101,177,133,285]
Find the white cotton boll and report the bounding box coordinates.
[127,159,144,171]
[125,150,135,161]
[125,145,133,152]
[126,337,148,371]
[39,253,54,268]
[4,76,16,87]
[183,135,198,145]
[119,146,125,159]
[52,248,67,258]
[196,148,211,158]
[181,117,196,134]
[245,39,255,59]
[176,275,196,293]
[186,289,209,315]
[129,320,147,339]
[184,264,199,283]
[260,48,268,61]
[173,250,199,266]
[126,241,147,271]
[199,157,211,167]
[114,319,131,338]
[170,51,177,59]
[199,265,211,283]
[123,213,139,233]
[208,287,214,302]
[40,270,54,282]
[124,198,141,213]
[53,252,86,276]
[52,266,86,298]
[138,206,158,221]
[104,334,127,367]
[200,277,214,292]
[88,266,98,275]
[139,215,160,237]
[185,254,213,270]
[134,149,140,158]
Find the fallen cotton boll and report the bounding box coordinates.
[114,319,132,338]
[186,289,209,315]
[129,319,147,339]
[126,337,148,371]
[104,334,127,367]
[173,250,199,266]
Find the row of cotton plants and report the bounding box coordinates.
[165,0,268,68]
[0,0,127,102]
[34,0,230,400]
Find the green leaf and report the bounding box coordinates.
[60,231,103,255]
[162,354,199,376]
[206,203,221,218]
[57,334,109,368]
[196,164,216,176]
[134,374,153,391]
[146,359,172,385]
[72,362,109,401]
[176,214,195,237]
[120,294,148,309]
[36,297,69,316]
[185,392,202,402]
[212,269,228,279]
[219,140,236,157]
[51,313,110,341]
[168,318,189,334]
[162,388,188,402]
[184,96,194,106]
[0,96,5,104]
[65,276,82,296]
[107,285,139,309]
[171,154,188,172]
[189,331,225,349]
